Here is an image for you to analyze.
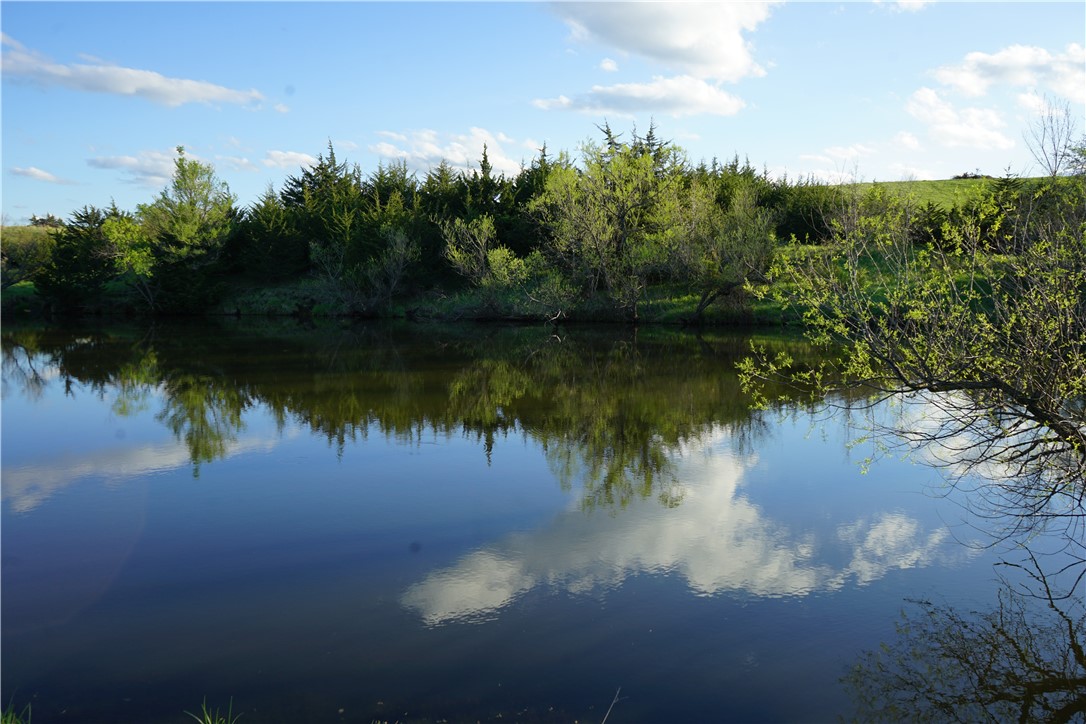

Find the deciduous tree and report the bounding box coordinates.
[740,183,1086,540]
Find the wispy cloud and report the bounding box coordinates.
[369,127,527,176]
[534,75,745,118]
[216,155,260,173]
[906,87,1014,150]
[894,131,922,151]
[1,33,265,108]
[87,149,177,187]
[263,150,318,169]
[599,57,618,72]
[875,0,935,12]
[934,43,1086,104]
[11,166,76,185]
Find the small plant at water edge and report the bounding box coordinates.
[185,698,240,724]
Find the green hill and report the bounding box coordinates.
[877,178,991,208]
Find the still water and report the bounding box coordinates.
[0,321,1065,722]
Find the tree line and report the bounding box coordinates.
[11,121,1085,325]
[16,124,839,321]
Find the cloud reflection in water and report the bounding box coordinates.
[403,429,962,626]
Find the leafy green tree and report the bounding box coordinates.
[532,127,685,320]
[2,225,55,291]
[103,212,157,307]
[674,177,775,324]
[442,214,498,286]
[441,213,529,311]
[741,183,1086,540]
[104,147,238,311]
[139,146,237,261]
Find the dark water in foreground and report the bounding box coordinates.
[1,321,1077,722]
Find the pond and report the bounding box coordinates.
[1,321,1080,722]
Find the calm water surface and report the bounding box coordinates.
[0,321,1034,721]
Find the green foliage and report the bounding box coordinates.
[185,698,240,724]
[1,224,54,290]
[766,176,842,243]
[140,147,236,258]
[532,126,686,319]
[674,176,776,322]
[364,227,420,310]
[281,143,366,291]
[29,213,63,228]
[744,180,1086,537]
[237,185,308,281]
[96,147,239,312]
[442,214,498,287]
[31,120,1073,325]
[1,701,30,724]
[34,205,119,312]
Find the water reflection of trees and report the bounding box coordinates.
[845,550,1086,723]
[1,321,818,505]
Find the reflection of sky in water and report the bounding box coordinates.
[1,375,297,513]
[403,426,970,626]
[1,337,1010,722]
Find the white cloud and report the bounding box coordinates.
[216,155,259,173]
[906,87,1014,150]
[11,166,75,185]
[263,150,318,169]
[402,429,962,626]
[894,131,922,150]
[600,57,618,72]
[534,75,745,117]
[876,0,934,12]
[273,103,290,114]
[934,43,1086,104]
[2,431,290,514]
[552,2,777,83]
[1016,91,1048,115]
[369,127,528,176]
[2,34,265,108]
[823,144,875,161]
[87,149,178,187]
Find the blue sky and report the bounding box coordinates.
[2,1,1084,224]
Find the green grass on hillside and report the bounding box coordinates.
[878,178,990,209]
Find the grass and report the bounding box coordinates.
[875,177,991,209]
[1,224,54,247]
[0,699,243,724]
[1,702,30,724]
[185,698,240,724]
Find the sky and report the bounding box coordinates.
[2,1,1084,224]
